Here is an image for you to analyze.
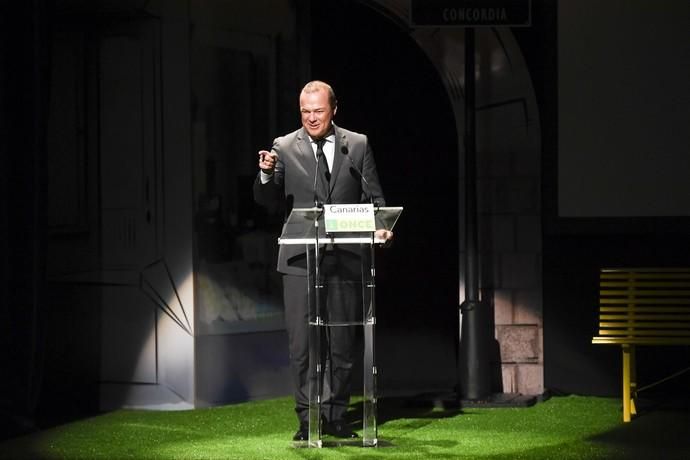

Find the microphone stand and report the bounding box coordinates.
[313,150,323,209]
[341,146,378,207]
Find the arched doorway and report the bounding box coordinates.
[312,0,544,396]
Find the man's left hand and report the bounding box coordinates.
[375,229,394,247]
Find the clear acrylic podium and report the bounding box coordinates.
[279,206,402,448]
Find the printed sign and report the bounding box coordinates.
[410,0,531,27]
[324,204,376,233]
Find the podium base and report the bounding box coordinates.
[293,438,382,449]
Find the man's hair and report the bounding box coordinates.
[301,80,337,109]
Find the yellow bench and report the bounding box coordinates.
[592,268,690,422]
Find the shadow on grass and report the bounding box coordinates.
[587,396,690,460]
[344,393,463,434]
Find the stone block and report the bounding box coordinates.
[479,252,501,288]
[479,214,515,253]
[477,178,497,214]
[513,147,541,178]
[514,289,543,325]
[511,124,541,175]
[494,178,540,214]
[477,148,513,178]
[501,364,518,393]
[501,252,539,289]
[496,324,539,363]
[516,215,542,252]
[492,289,514,325]
[516,363,544,395]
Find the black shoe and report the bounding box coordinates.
[323,419,358,438]
[292,423,309,441]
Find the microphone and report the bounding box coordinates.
[341,146,378,206]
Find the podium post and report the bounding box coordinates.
[279,206,402,448]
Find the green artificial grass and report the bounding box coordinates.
[1,395,689,459]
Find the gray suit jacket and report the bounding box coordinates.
[254,124,386,275]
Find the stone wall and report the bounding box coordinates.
[465,29,544,396]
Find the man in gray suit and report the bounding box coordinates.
[253,80,392,441]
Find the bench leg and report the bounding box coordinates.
[621,344,635,422]
[630,345,637,417]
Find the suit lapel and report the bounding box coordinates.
[330,125,346,193]
[295,128,316,176]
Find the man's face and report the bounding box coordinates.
[300,88,336,139]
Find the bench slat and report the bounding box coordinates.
[600,282,690,288]
[601,273,690,279]
[597,329,690,337]
[602,268,690,272]
[599,321,689,331]
[592,336,690,345]
[599,305,690,317]
[600,299,690,305]
[599,315,690,329]
[600,290,690,296]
